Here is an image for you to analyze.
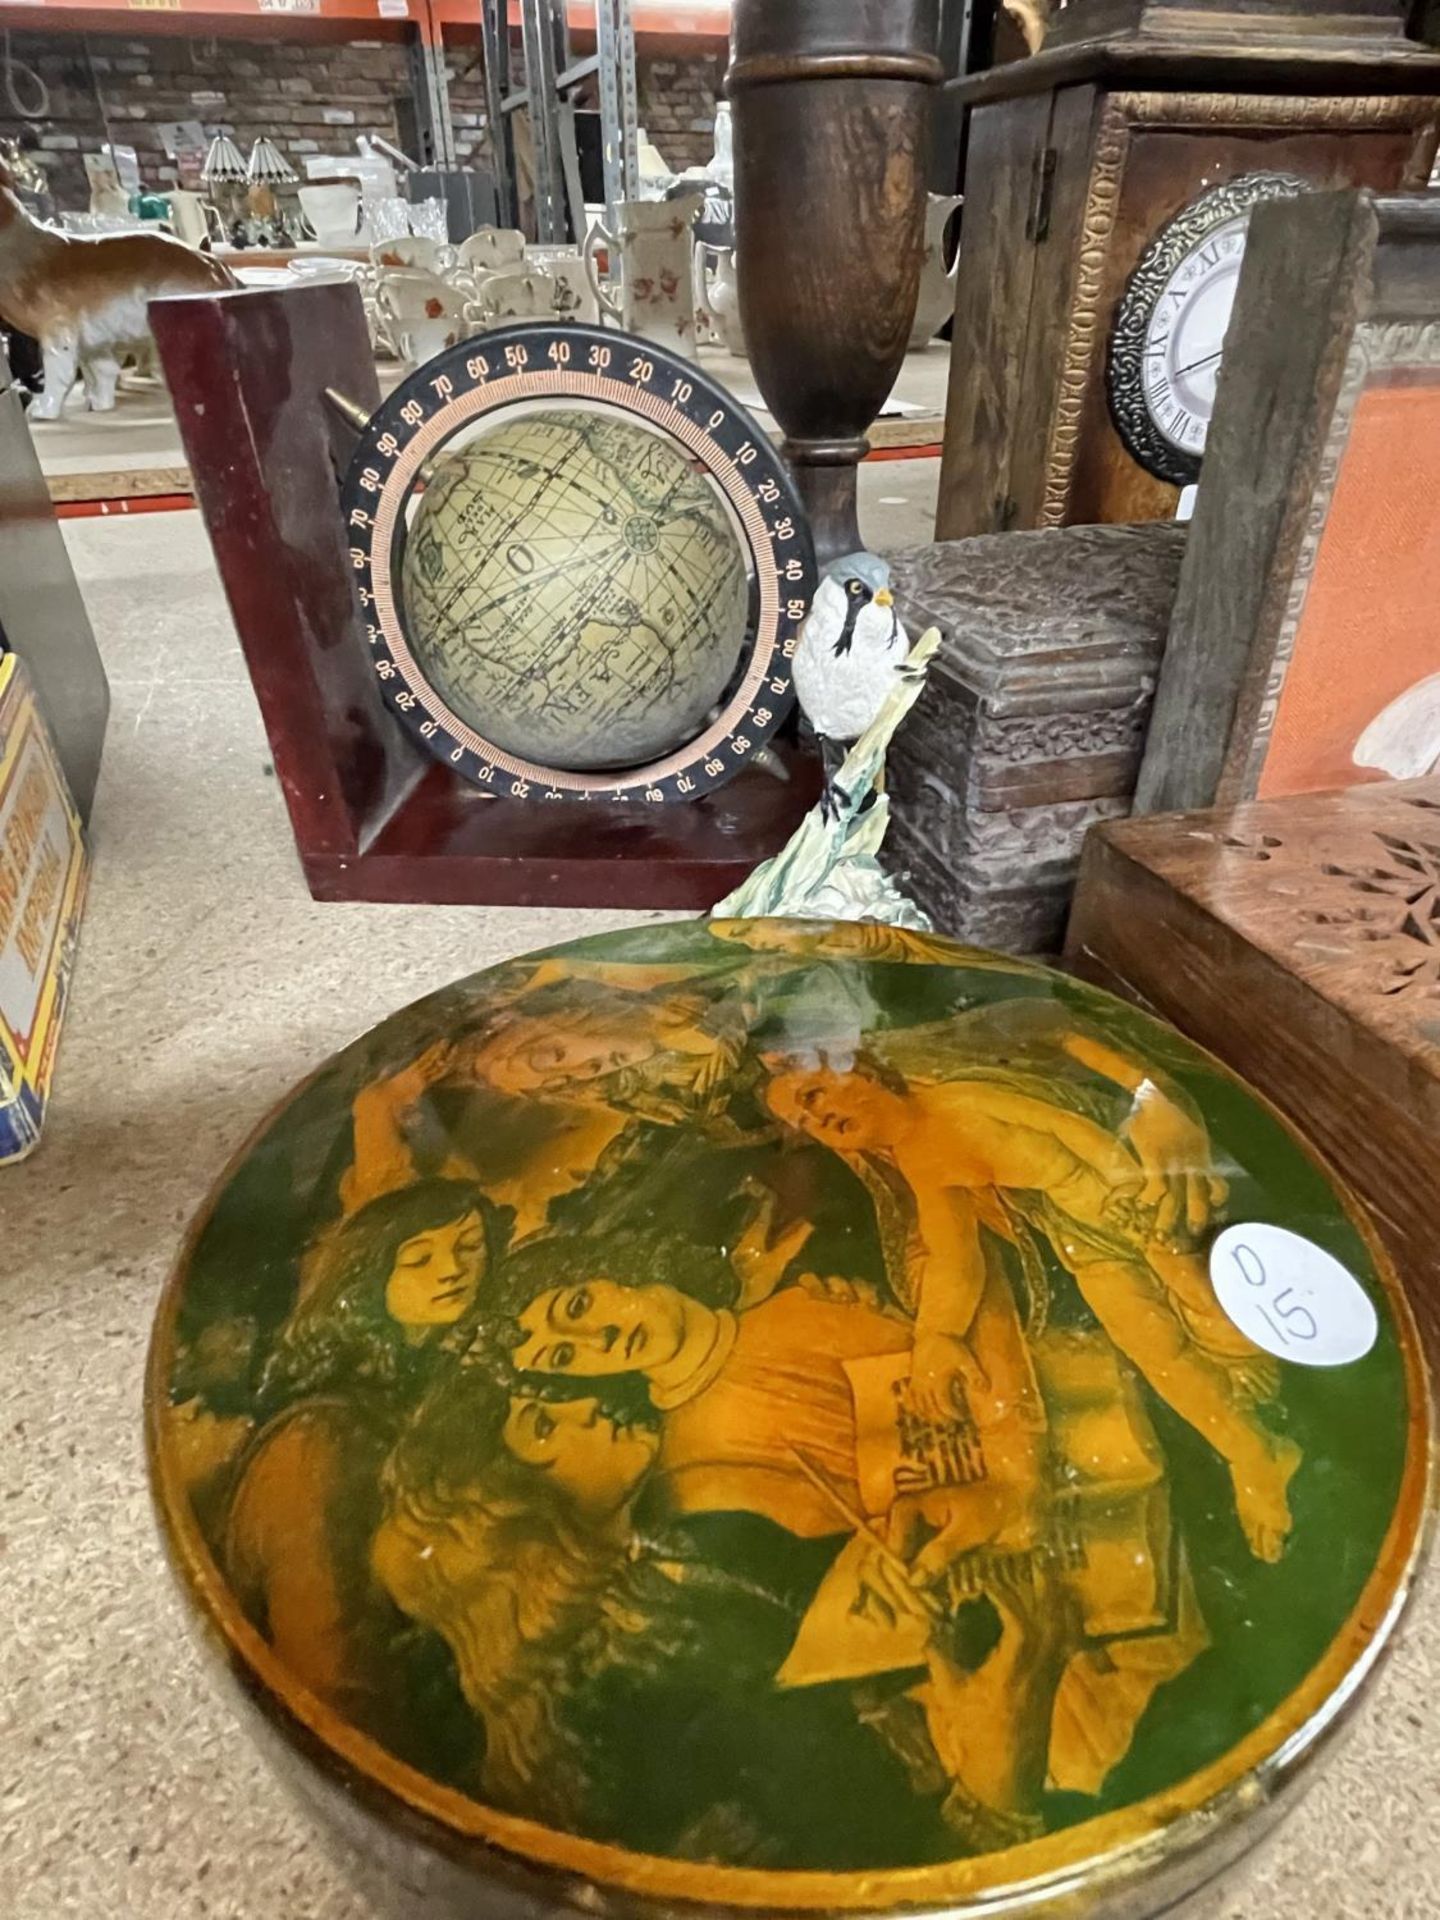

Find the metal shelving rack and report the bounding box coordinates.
[410,28,459,170]
[479,0,638,243]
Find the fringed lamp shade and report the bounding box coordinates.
[201,133,248,187]
[247,137,298,185]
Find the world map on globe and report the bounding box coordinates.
[399,409,752,771]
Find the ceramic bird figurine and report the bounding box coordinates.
[712,626,941,930]
[793,551,908,815]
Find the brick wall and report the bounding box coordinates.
[636,51,725,173]
[0,32,428,211]
[0,31,720,214]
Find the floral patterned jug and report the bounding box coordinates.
[584,193,703,358]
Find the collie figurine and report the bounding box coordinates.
[0,163,235,422]
[1004,0,1054,55]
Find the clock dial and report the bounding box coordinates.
[1108,173,1309,486]
[1139,212,1248,458]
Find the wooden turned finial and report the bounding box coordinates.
[727,0,942,566]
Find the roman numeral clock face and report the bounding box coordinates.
[1108,173,1309,487]
[1141,217,1247,458]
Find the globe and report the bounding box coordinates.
[399,408,751,771]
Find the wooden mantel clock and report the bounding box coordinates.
[936,0,1440,539]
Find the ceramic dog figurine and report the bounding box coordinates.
[1004,0,1053,54]
[0,162,234,421]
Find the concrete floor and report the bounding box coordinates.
[1,505,1436,1917]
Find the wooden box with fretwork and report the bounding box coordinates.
[1065,776,1440,1342]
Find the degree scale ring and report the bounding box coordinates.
[340,322,818,803]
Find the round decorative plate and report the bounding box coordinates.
[340,323,816,802]
[148,921,1431,1918]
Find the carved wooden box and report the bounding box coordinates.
[1066,776,1440,1345]
[888,522,1186,953]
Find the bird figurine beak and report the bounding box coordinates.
[873,588,894,608]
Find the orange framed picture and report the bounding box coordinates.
[1247,368,1440,800]
[1137,191,1440,813]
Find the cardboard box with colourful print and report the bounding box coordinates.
[0,650,88,1164]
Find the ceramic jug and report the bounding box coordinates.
[908,192,963,351]
[584,193,703,357]
[694,243,745,357]
[165,191,227,251]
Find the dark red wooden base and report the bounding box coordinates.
[150,282,818,907]
[312,744,820,907]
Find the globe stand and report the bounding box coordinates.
[150,282,820,908]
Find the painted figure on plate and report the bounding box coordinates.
[161,921,1405,1877]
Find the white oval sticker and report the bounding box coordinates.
[1209,1224,1379,1368]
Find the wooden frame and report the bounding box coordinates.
[149,281,819,908]
[1137,190,1440,814]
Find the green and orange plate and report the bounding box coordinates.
[147,920,1432,1917]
